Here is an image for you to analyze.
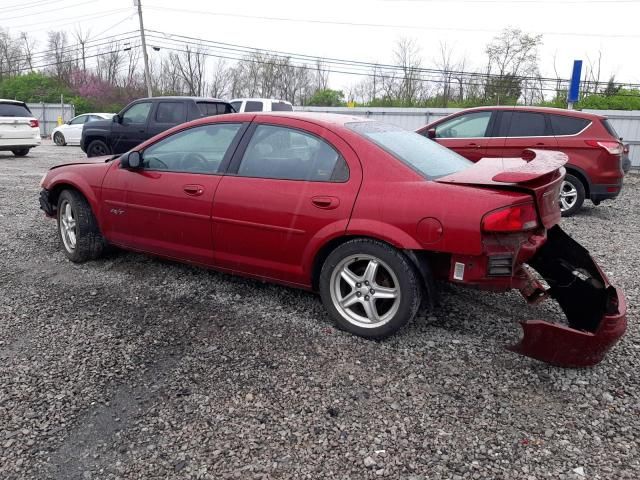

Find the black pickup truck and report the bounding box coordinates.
[81,96,234,157]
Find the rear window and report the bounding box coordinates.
[271,102,293,112]
[499,111,548,137]
[197,102,232,116]
[244,101,263,112]
[602,119,620,139]
[0,102,32,117]
[347,121,472,180]
[549,115,590,136]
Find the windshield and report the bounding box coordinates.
[347,121,473,179]
[0,103,32,117]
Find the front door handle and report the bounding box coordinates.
[311,196,340,210]
[183,184,204,196]
[467,142,481,148]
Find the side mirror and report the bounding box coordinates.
[112,114,121,123]
[67,120,72,125]
[120,151,142,169]
[426,128,436,139]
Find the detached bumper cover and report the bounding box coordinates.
[39,189,55,217]
[510,226,627,367]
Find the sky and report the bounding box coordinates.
[2,0,639,91]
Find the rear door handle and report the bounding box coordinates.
[183,184,204,196]
[311,196,340,209]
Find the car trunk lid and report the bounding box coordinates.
[435,149,566,229]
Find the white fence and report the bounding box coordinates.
[297,106,640,168]
[26,103,75,138]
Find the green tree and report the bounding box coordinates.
[306,88,345,106]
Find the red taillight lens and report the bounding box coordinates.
[29,119,39,128]
[482,203,539,232]
[585,140,622,155]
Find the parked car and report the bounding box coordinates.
[417,106,625,216]
[230,98,293,113]
[0,99,41,157]
[621,143,632,173]
[52,113,114,146]
[80,96,234,157]
[39,112,626,367]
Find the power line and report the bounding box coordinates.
[1,0,99,22]
[144,5,640,39]
[2,8,131,31]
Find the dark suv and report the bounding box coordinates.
[417,106,624,216]
[81,96,234,157]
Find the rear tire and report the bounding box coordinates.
[12,148,30,157]
[86,139,110,158]
[319,239,422,339]
[560,174,585,217]
[56,189,106,262]
[53,132,66,146]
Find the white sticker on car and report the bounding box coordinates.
[453,262,465,281]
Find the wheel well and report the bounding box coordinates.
[310,235,434,307]
[84,135,107,150]
[565,167,590,197]
[49,184,82,213]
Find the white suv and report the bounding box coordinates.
[229,98,293,113]
[0,99,41,157]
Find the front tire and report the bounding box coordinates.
[57,190,106,262]
[53,132,66,146]
[12,148,30,157]
[560,174,585,217]
[319,239,423,339]
[86,139,110,157]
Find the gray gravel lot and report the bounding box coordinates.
[0,141,638,479]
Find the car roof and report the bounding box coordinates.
[230,98,293,104]
[135,96,229,103]
[237,111,370,126]
[449,105,604,120]
[0,98,27,105]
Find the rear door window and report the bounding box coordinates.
[549,115,590,136]
[602,119,620,139]
[244,101,264,112]
[197,102,232,116]
[271,102,293,112]
[155,102,187,124]
[230,101,242,112]
[434,111,492,138]
[501,111,548,137]
[237,125,346,181]
[0,103,32,117]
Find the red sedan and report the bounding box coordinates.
[39,112,626,367]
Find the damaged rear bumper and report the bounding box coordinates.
[510,226,627,367]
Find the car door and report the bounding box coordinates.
[110,101,153,153]
[100,122,246,264]
[211,118,362,286]
[498,110,558,158]
[66,115,88,143]
[146,101,188,138]
[431,110,494,161]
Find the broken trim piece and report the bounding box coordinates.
[510,226,627,367]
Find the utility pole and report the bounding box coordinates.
[135,0,153,97]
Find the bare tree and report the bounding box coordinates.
[394,38,423,105]
[47,31,74,83]
[74,28,91,73]
[209,58,231,98]
[19,32,36,73]
[175,44,207,96]
[484,27,542,104]
[96,41,123,85]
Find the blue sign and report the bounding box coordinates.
[568,60,582,103]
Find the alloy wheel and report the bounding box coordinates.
[329,254,401,328]
[59,200,77,252]
[560,180,578,212]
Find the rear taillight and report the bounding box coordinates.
[29,119,39,128]
[585,140,622,155]
[482,203,539,233]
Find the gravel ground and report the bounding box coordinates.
[0,142,638,480]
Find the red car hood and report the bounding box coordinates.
[436,149,567,229]
[50,155,114,170]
